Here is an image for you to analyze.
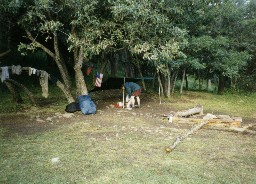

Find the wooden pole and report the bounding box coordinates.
[159,85,161,104]
[123,77,125,108]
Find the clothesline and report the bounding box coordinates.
[0,65,49,98]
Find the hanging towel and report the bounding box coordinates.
[11,65,22,75]
[29,67,32,76]
[86,67,93,76]
[32,68,37,74]
[29,67,37,76]
[39,71,49,98]
[95,72,103,87]
[1,66,9,82]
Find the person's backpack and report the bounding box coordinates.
[65,102,80,113]
[78,95,96,115]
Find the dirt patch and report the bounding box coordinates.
[0,114,72,137]
[0,90,255,137]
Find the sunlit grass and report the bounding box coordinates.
[164,91,256,119]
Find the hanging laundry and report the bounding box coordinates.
[28,67,32,76]
[95,72,103,87]
[32,68,37,74]
[39,70,49,98]
[36,70,40,76]
[1,66,10,82]
[83,62,94,76]
[29,67,37,76]
[11,65,22,75]
[86,66,93,76]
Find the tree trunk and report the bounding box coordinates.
[218,74,226,94]
[152,71,156,88]
[53,33,72,90]
[74,46,88,96]
[52,78,75,103]
[100,54,108,74]
[157,72,164,97]
[4,80,23,103]
[172,72,178,95]
[0,49,11,58]
[231,77,237,90]
[185,74,188,90]
[110,53,118,77]
[169,71,176,94]
[25,29,73,96]
[207,79,212,91]
[166,65,171,98]
[5,79,37,106]
[137,63,146,91]
[180,69,186,95]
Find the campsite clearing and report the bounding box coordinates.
[0,90,256,183]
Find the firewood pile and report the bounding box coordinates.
[163,105,255,153]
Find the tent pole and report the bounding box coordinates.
[123,77,125,108]
[159,85,161,104]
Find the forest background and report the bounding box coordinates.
[1,0,256,104]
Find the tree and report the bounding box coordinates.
[236,0,256,91]
[110,0,188,97]
[17,0,115,102]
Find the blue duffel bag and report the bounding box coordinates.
[78,95,96,115]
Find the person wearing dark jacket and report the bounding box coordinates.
[123,82,141,108]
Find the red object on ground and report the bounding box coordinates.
[114,103,122,108]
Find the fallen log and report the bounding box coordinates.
[174,105,203,117]
[166,113,243,153]
[166,120,209,153]
[167,114,242,128]
[205,118,241,128]
[208,126,256,135]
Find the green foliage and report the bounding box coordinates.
[109,0,188,75]
[1,0,256,92]
[190,35,250,79]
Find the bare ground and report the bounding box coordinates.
[0,89,255,137]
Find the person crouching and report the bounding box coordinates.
[123,82,141,108]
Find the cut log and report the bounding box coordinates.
[205,119,241,128]
[171,114,242,128]
[208,126,256,135]
[174,105,203,117]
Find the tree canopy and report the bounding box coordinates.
[0,0,255,101]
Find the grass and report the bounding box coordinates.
[1,118,255,184]
[165,91,256,119]
[0,85,67,114]
[0,89,256,183]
